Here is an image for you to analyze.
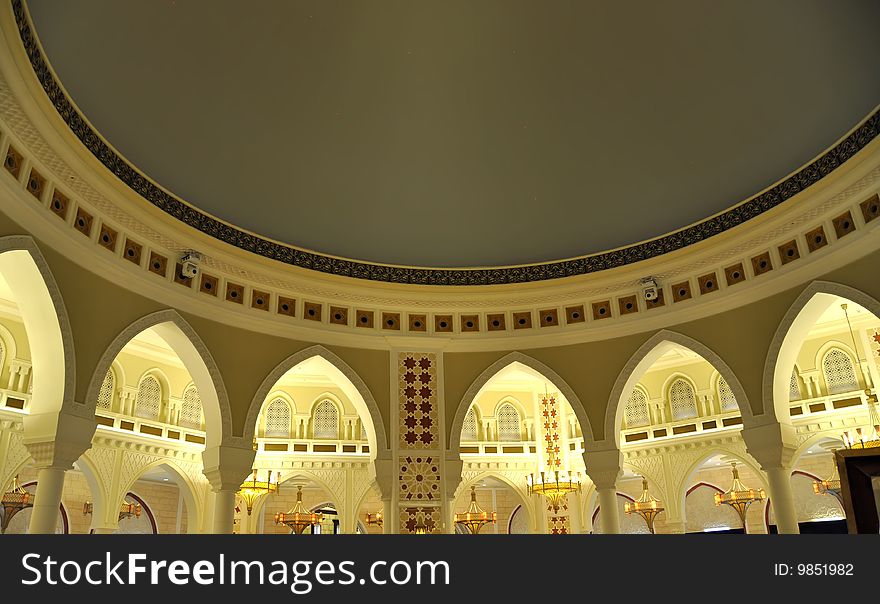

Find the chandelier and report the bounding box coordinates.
[1,476,32,533]
[365,510,383,528]
[275,485,322,534]
[454,486,497,534]
[714,462,765,532]
[812,474,843,505]
[83,496,142,520]
[624,477,664,534]
[812,443,844,505]
[527,393,581,513]
[238,469,279,516]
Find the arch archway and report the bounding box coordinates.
[454,471,534,534]
[450,352,594,453]
[679,450,768,533]
[605,330,755,448]
[117,460,202,534]
[84,309,232,448]
[0,237,75,419]
[244,345,389,461]
[763,281,880,423]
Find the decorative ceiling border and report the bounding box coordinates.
[11,0,880,286]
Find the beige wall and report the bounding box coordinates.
[1,204,880,449]
[8,466,187,534]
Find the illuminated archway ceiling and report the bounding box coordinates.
[27,0,880,267]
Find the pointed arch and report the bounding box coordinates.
[818,344,861,395]
[763,280,880,423]
[311,398,341,439]
[133,371,166,420]
[461,406,480,441]
[96,366,116,411]
[117,459,202,534]
[243,345,389,461]
[0,236,75,415]
[605,330,755,447]
[455,470,534,531]
[84,309,233,448]
[0,321,18,376]
[676,448,766,517]
[73,455,108,532]
[449,351,593,452]
[263,396,293,438]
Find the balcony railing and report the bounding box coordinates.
[255,437,369,456]
[94,409,206,446]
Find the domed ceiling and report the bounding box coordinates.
[25,0,880,268]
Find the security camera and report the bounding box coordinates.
[640,277,659,301]
[179,251,201,280]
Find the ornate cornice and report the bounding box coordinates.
[11,0,880,285]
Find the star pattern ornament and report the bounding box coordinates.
[398,353,438,449]
[548,515,570,535]
[400,506,440,534]
[398,455,441,501]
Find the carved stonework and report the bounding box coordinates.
[83,447,116,503]
[1,427,30,490]
[398,455,441,502]
[399,506,441,534]
[398,353,438,449]
[12,0,879,285]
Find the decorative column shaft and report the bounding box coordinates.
[596,487,621,534]
[28,467,65,534]
[202,443,256,535]
[742,421,800,535]
[584,446,623,534]
[212,490,237,534]
[765,466,799,534]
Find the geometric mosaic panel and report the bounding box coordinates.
[398,353,438,449]
[399,506,442,534]
[548,513,570,535]
[399,455,441,502]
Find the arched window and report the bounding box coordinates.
[462,408,479,441]
[497,403,521,442]
[313,400,339,439]
[789,369,802,401]
[625,388,649,428]
[717,376,738,412]
[265,398,292,438]
[97,368,115,410]
[822,348,859,395]
[135,375,162,420]
[179,386,203,430]
[669,379,697,420]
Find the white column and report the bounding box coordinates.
[596,487,621,534]
[212,490,237,534]
[765,467,799,534]
[742,421,800,535]
[202,444,256,535]
[567,491,583,534]
[584,446,623,535]
[381,497,394,534]
[28,467,65,534]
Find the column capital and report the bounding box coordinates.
[202,444,256,492]
[583,445,623,490]
[22,411,95,470]
[371,455,395,501]
[443,452,463,501]
[741,420,798,470]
